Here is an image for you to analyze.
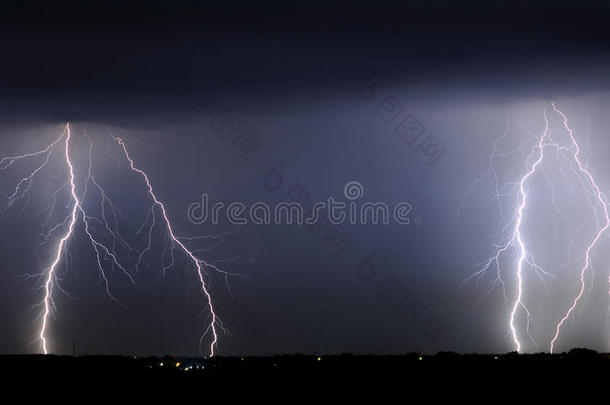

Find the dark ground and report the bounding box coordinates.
[2,350,607,399]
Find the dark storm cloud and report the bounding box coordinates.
[2,0,610,122]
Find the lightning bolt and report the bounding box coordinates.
[110,133,222,356]
[1,123,232,356]
[461,102,609,353]
[508,105,550,352]
[549,103,610,353]
[40,124,137,352]
[40,123,78,354]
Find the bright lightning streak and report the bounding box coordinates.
[549,103,610,353]
[509,106,550,352]
[1,123,234,356]
[111,134,221,356]
[463,102,609,353]
[40,124,143,352]
[40,123,78,354]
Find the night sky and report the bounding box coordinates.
[2,0,610,356]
